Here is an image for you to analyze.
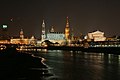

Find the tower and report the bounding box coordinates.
[41,20,46,41]
[71,28,74,41]
[65,17,70,40]
[20,29,24,39]
[50,26,55,32]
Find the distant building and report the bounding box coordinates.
[29,36,37,45]
[41,20,46,41]
[65,17,70,41]
[20,29,24,39]
[10,29,36,45]
[10,29,29,44]
[10,38,29,44]
[87,30,106,41]
[40,19,66,44]
[46,27,65,44]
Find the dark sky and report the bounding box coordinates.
[0,0,120,38]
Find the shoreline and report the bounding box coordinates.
[46,45,120,54]
[0,47,54,79]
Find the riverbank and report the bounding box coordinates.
[0,47,53,80]
[18,45,120,54]
[46,45,120,54]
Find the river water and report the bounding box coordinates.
[34,50,120,80]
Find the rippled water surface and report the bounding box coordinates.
[35,50,120,80]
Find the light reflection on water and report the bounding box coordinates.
[34,50,120,80]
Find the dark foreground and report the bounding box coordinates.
[0,47,54,80]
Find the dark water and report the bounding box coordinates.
[34,50,120,80]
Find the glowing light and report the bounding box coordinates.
[3,25,7,28]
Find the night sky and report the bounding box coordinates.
[0,0,120,38]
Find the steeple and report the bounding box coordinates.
[41,20,46,41]
[71,28,74,41]
[65,17,70,40]
[50,26,55,32]
[66,16,69,28]
[42,20,45,25]
[20,29,24,39]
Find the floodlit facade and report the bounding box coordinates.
[87,30,106,41]
[46,32,65,44]
[40,20,66,44]
[10,38,29,44]
[41,20,46,41]
[10,29,36,45]
[46,27,65,44]
[65,17,70,40]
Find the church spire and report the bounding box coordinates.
[50,26,55,32]
[42,20,45,25]
[65,17,70,40]
[41,20,46,41]
[66,16,69,27]
[20,29,24,39]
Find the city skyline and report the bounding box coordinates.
[0,0,120,38]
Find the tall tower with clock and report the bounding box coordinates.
[65,17,70,41]
[41,20,46,41]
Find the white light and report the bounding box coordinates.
[3,25,7,28]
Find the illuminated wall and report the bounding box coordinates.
[10,38,29,44]
[87,30,106,41]
[46,32,65,44]
[65,17,70,40]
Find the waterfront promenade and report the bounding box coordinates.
[1,42,120,54]
[17,44,120,54]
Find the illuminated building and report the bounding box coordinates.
[41,20,46,41]
[29,36,37,45]
[0,40,10,44]
[87,30,106,41]
[10,29,29,44]
[10,38,29,44]
[39,20,66,45]
[46,27,65,44]
[20,29,24,39]
[71,28,74,41]
[65,17,70,41]
[50,26,54,32]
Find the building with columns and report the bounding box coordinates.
[86,30,106,41]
